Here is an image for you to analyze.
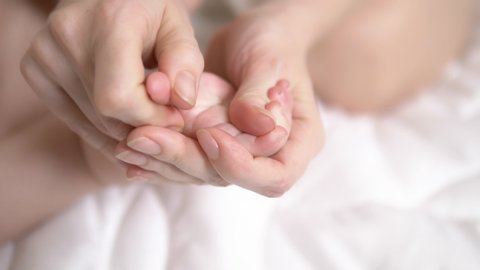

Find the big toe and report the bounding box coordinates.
[230,79,293,136]
[229,100,276,136]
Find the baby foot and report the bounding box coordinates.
[146,71,292,156]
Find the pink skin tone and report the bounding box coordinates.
[117,4,324,192]
[146,71,292,142]
[115,71,293,179]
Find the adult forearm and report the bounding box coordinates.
[0,115,100,245]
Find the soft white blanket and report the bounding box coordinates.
[1,2,480,269]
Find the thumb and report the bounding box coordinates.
[155,1,204,110]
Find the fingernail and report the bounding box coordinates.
[197,129,219,160]
[127,137,162,155]
[175,71,196,106]
[116,151,148,166]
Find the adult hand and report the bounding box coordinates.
[115,71,292,186]
[121,71,323,196]
[20,0,204,156]
[120,4,326,196]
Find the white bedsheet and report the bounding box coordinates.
[2,3,480,270]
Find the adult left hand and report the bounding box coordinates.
[119,3,329,196]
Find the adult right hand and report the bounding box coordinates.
[21,0,204,156]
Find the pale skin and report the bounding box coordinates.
[0,0,105,245]
[1,0,475,244]
[115,71,293,186]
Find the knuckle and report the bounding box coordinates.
[48,9,76,48]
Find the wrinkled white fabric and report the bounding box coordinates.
[1,1,480,269]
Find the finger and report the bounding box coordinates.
[115,141,227,186]
[214,123,288,157]
[196,115,323,197]
[92,17,184,129]
[155,1,204,109]
[124,126,224,184]
[46,8,132,140]
[20,53,117,156]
